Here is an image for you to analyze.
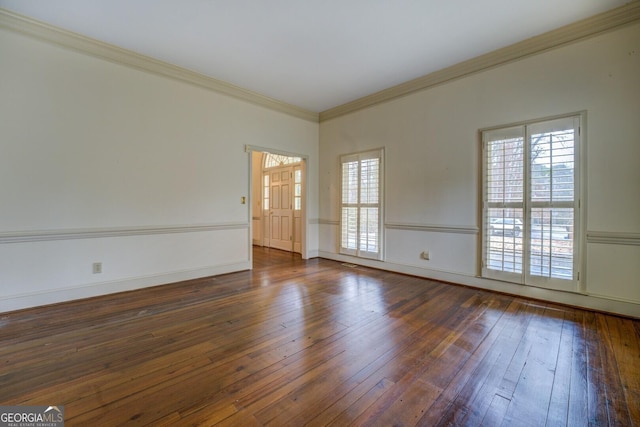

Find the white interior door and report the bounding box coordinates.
[269,166,293,251]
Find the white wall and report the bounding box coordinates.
[319,22,640,316]
[0,27,319,312]
[1,17,637,317]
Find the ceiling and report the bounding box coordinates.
[0,0,631,112]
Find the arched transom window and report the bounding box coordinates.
[264,153,301,169]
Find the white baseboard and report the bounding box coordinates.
[0,261,250,313]
[5,252,638,319]
[317,251,640,318]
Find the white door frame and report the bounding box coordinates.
[245,145,308,265]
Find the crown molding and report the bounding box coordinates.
[320,1,640,122]
[3,3,638,125]
[0,8,319,123]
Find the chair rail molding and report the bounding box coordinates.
[385,222,479,235]
[0,223,249,244]
[587,231,640,246]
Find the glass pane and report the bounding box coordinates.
[263,175,269,209]
[294,169,302,211]
[264,153,301,168]
[486,208,523,274]
[359,207,379,253]
[487,137,524,203]
[342,161,359,204]
[530,208,574,280]
[531,129,575,203]
[341,207,358,250]
[360,158,379,204]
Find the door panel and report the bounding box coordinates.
[269,166,293,251]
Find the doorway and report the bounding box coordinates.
[250,149,306,257]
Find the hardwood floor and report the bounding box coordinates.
[1,247,639,426]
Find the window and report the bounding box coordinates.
[340,149,384,259]
[294,168,302,211]
[482,115,581,291]
[263,174,269,212]
[264,153,301,169]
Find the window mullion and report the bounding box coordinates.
[523,124,532,284]
[356,159,362,256]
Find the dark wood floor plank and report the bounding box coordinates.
[583,311,610,426]
[351,292,510,426]
[566,309,589,427]
[595,313,633,426]
[605,315,640,424]
[500,305,565,427]
[427,299,537,427]
[545,308,577,426]
[480,393,510,426]
[213,308,406,425]
[0,247,638,427]
[308,376,393,427]
[259,321,409,426]
[250,322,399,424]
[621,336,640,422]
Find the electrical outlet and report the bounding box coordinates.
[93,262,102,274]
[421,251,430,260]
